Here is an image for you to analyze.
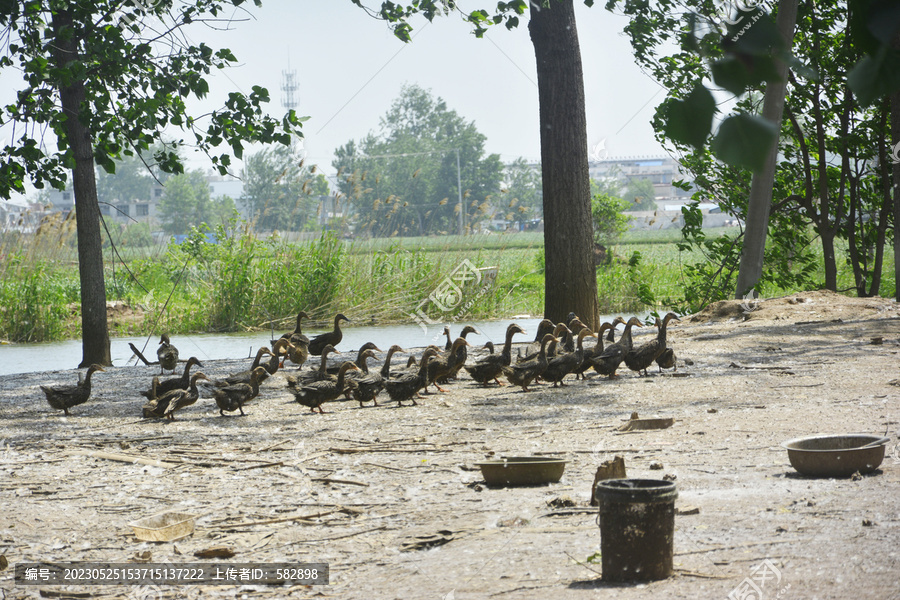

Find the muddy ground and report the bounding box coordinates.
[1,290,899,600]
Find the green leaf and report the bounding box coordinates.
[711,113,777,172]
[663,82,716,149]
[711,57,751,96]
[847,46,900,106]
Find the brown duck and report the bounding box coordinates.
[625,312,680,376]
[655,347,677,372]
[520,319,555,359]
[41,364,105,416]
[286,335,309,369]
[427,337,471,392]
[327,342,381,377]
[590,316,642,378]
[502,333,556,392]
[212,346,274,388]
[542,328,597,387]
[291,344,340,385]
[379,344,405,380]
[444,325,480,381]
[572,318,623,380]
[307,313,350,356]
[289,361,359,414]
[142,372,208,420]
[141,356,203,399]
[157,334,179,375]
[349,349,387,407]
[384,348,438,406]
[279,310,310,345]
[464,323,525,386]
[212,367,268,416]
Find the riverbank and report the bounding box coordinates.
[1,290,898,599]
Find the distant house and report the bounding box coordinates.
[45,172,244,226]
[0,197,46,233]
[588,156,694,207]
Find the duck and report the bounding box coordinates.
[542,328,597,387]
[327,342,381,376]
[655,347,677,372]
[290,344,340,385]
[285,335,310,369]
[444,325,480,381]
[518,322,567,362]
[383,348,438,407]
[212,367,268,416]
[141,356,203,399]
[590,316,643,378]
[289,361,359,414]
[348,350,386,407]
[464,323,525,386]
[379,344,406,380]
[307,313,350,356]
[211,347,273,388]
[502,333,556,392]
[573,317,625,379]
[157,334,179,374]
[520,319,555,359]
[562,316,588,352]
[426,337,471,392]
[340,348,380,398]
[41,364,105,416]
[624,312,680,376]
[279,310,310,345]
[142,372,208,420]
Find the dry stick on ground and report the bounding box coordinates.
[70,450,176,468]
[233,461,284,471]
[208,509,354,529]
[310,477,369,487]
[283,526,388,545]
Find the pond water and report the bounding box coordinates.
[0,317,559,377]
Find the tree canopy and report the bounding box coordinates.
[240,145,326,232]
[0,0,301,366]
[332,84,503,237]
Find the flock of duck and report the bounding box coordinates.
[38,311,680,420]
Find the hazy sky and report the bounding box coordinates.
[2,1,671,193]
[171,0,668,172]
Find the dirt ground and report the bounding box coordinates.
[1,289,899,600]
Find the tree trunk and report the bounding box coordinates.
[893,36,900,302]
[51,10,111,368]
[734,0,799,300]
[529,0,599,330]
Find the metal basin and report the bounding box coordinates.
[782,434,889,478]
[475,456,568,486]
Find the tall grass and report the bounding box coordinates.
[1,213,894,343]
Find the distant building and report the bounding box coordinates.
[0,197,46,233]
[45,171,244,226]
[588,156,694,207]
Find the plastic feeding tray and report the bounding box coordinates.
[129,511,196,542]
[475,456,568,486]
[782,434,889,478]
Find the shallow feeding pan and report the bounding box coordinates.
[782,434,889,478]
[475,456,568,486]
[129,511,196,542]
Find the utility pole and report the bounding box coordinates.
[456,148,464,235]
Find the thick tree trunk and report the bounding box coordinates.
[893,39,900,301]
[529,0,599,330]
[734,0,799,299]
[52,10,111,368]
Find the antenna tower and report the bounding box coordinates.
[282,67,298,112]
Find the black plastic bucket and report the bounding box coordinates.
[595,478,677,582]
